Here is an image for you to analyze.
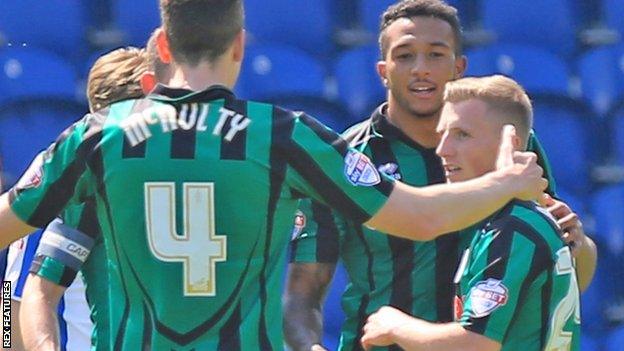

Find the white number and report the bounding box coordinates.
[144,182,226,297]
[544,246,581,351]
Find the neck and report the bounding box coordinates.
[385,103,441,149]
[166,59,232,91]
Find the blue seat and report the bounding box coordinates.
[466,44,571,97]
[322,263,348,351]
[359,0,473,34]
[237,44,327,101]
[0,47,78,105]
[578,46,624,116]
[592,185,624,252]
[334,45,385,119]
[532,102,592,196]
[605,0,624,39]
[480,0,577,58]
[0,0,88,63]
[112,0,160,46]
[606,325,624,351]
[610,108,624,166]
[245,0,334,57]
[0,104,84,187]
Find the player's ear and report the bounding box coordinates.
[455,55,467,79]
[512,134,522,151]
[156,28,173,64]
[140,72,157,94]
[377,60,388,88]
[232,29,245,63]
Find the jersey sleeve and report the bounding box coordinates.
[527,130,557,197]
[30,216,96,288]
[459,218,551,343]
[9,114,102,228]
[290,198,346,264]
[276,110,395,224]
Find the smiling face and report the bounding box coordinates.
[377,16,465,120]
[436,99,513,182]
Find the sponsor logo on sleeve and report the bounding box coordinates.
[14,152,45,191]
[291,210,307,240]
[344,150,381,186]
[468,278,509,318]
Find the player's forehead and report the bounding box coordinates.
[439,99,490,131]
[385,16,456,51]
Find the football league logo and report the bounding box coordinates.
[378,162,401,180]
[344,150,381,186]
[15,152,45,191]
[468,278,509,318]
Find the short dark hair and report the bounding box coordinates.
[160,0,244,66]
[379,0,463,58]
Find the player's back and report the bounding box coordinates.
[74,84,391,350]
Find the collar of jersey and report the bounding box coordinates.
[369,103,436,153]
[148,84,235,103]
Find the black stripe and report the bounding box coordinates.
[28,129,104,227]
[422,149,461,322]
[368,138,414,314]
[122,101,149,159]
[143,302,153,351]
[311,200,340,263]
[76,198,101,240]
[218,303,241,351]
[123,238,259,345]
[256,106,294,351]
[299,113,394,197]
[351,294,370,351]
[355,226,375,291]
[170,104,197,159]
[468,215,515,335]
[220,99,248,161]
[59,267,77,287]
[540,269,553,348]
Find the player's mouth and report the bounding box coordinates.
[443,164,461,177]
[408,83,436,98]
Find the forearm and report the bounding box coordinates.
[20,277,61,351]
[283,295,324,351]
[391,321,492,351]
[576,236,597,292]
[368,171,516,241]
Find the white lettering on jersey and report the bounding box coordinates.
[213,107,251,142]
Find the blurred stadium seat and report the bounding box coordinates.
[0,0,88,63]
[245,0,335,58]
[532,101,592,196]
[111,0,160,46]
[604,0,624,39]
[578,45,624,116]
[480,0,577,58]
[0,104,85,187]
[606,325,624,351]
[359,0,474,34]
[610,107,624,166]
[466,44,571,97]
[334,45,385,119]
[237,44,327,101]
[0,47,78,105]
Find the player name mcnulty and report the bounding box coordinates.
[2,281,10,348]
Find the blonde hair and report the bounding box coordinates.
[444,75,533,145]
[86,47,148,112]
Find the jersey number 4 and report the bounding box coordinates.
[144,182,227,297]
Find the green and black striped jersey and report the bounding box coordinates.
[456,200,580,351]
[290,104,558,351]
[9,85,394,350]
